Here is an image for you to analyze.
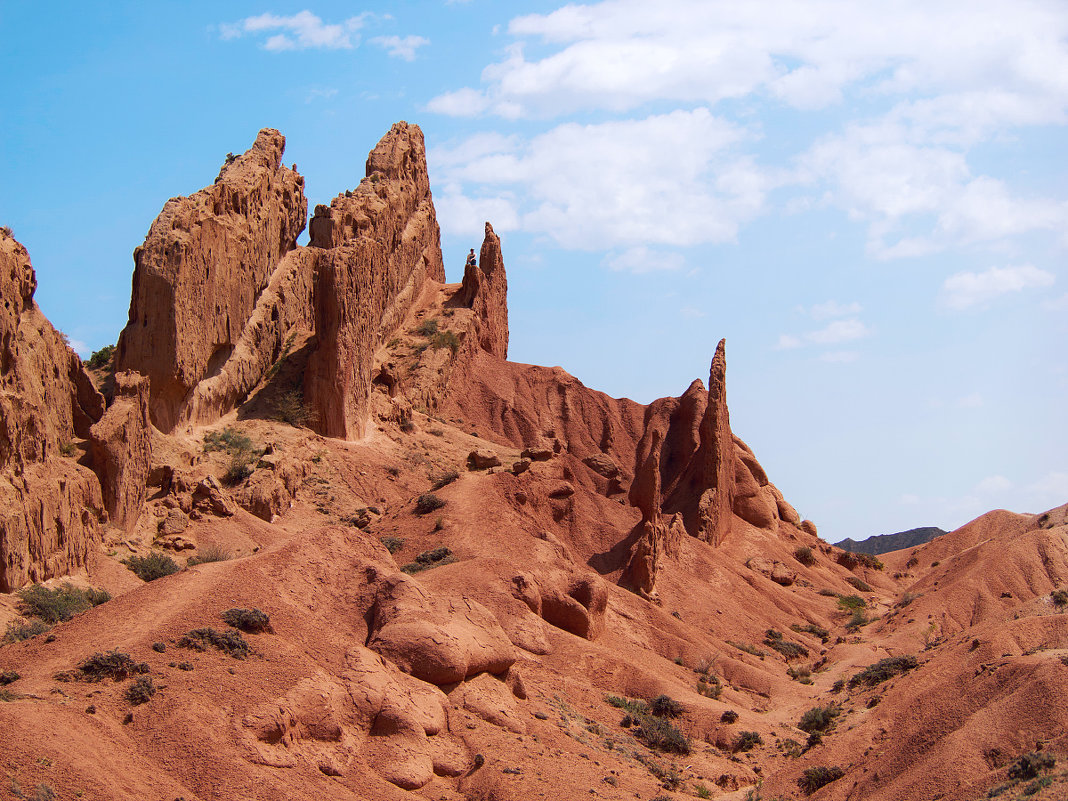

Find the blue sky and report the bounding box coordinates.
[1,0,1065,542]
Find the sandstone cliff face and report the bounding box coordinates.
[0,231,106,591]
[116,129,307,432]
[305,122,445,439]
[89,372,151,531]
[457,222,509,359]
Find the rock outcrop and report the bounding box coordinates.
[457,222,508,359]
[0,231,106,591]
[89,371,151,531]
[116,128,307,432]
[305,122,445,439]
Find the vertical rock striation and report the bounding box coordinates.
[0,231,106,591]
[116,129,307,432]
[89,371,152,531]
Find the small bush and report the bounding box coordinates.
[728,640,766,659]
[794,546,815,566]
[221,608,271,633]
[415,492,446,515]
[694,783,713,799]
[0,671,20,685]
[764,635,809,659]
[2,619,50,643]
[720,710,738,724]
[856,553,884,570]
[186,545,231,566]
[16,583,110,623]
[85,345,115,370]
[430,330,461,354]
[638,715,690,754]
[77,651,143,681]
[696,674,722,699]
[125,551,180,582]
[837,594,866,610]
[848,655,918,688]
[1008,752,1056,780]
[846,576,872,592]
[798,705,840,734]
[787,665,813,684]
[799,766,844,794]
[1051,589,1068,607]
[152,642,166,653]
[416,318,439,337]
[831,679,845,693]
[264,332,296,380]
[59,441,77,457]
[272,389,311,427]
[126,676,156,706]
[846,609,870,629]
[818,588,837,597]
[650,694,683,718]
[380,536,404,554]
[431,471,460,490]
[605,695,650,716]
[203,427,259,484]
[178,627,250,659]
[401,546,456,574]
[792,623,830,642]
[734,730,763,752]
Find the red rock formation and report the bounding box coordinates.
[0,231,106,591]
[305,122,445,439]
[457,222,509,359]
[89,371,151,531]
[116,128,307,432]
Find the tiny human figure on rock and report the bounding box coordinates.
[466,249,476,268]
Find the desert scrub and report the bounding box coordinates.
[430,470,460,490]
[794,546,815,566]
[125,551,180,582]
[846,576,872,592]
[76,651,146,681]
[186,545,231,566]
[430,329,461,354]
[696,671,722,699]
[416,318,440,337]
[720,710,738,724]
[734,730,763,752]
[1051,589,1068,606]
[787,665,813,684]
[265,332,296,380]
[414,492,446,515]
[178,627,250,659]
[203,426,260,484]
[0,671,20,685]
[638,715,691,754]
[791,623,830,642]
[798,704,840,733]
[764,629,809,659]
[221,608,271,633]
[380,536,404,554]
[728,640,767,659]
[650,694,683,718]
[126,675,156,705]
[401,546,456,574]
[16,583,110,623]
[2,619,50,644]
[1008,752,1056,780]
[84,344,115,370]
[798,766,844,794]
[848,655,918,688]
[837,594,866,611]
[271,389,312,427]
[605,695,650,716]
[846,609,870,629]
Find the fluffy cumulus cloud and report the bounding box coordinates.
[778,300,871,357]
[370,35,429,61]
[430,108,771,249]
[941,264,1056,310]
[220,11,369,51]
[427,0,1068,267]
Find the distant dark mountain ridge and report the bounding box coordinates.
[835,526,947,555]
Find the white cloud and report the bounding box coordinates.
[425,88,489,116]
[975,475,1012,494]
[941,264,1056,310]
[370,34,429,61]
[431,108,770,250]
[221,11,368,51]
[602,246,684,274]
[1027,471,1068,504]
[806,318,871,345]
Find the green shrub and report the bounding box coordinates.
[1051,589,1068,606]
[0,671,20,685]
[605,695,650,716]
[1008,752,1056,780]
[846,576,872,592]
[694,783,713,799]
[846,609,870,629]
[203,427,260,484]
[416,318,439,337]
[696,673,722,699]
[794,546,815,566]
[125,551,180,582]
[638,715,690,754]
[856,553,884,570]
[2,619,50,643]
[791,623,830,642]
[85,345,116,370]
[186,545,231,566]
[431,471,460,490]
[798,705,840,733]
[787,665,813,684]
[415,492,446,515]
[734,730,762,752]
[764,634,809,659]
[178,627,250,659]
[650,694,683,718]
[848,655,918,688]
[125,676,156,705]
[17,583,110,623]
[401,546,456,574]
[272,389,311,427]
[798,766,844,794]
[59,441,77,457]
[720,710,738,724]
[265,332,296,380]
[430,330,461,354]
[77,651,144,681]
[837,594,866,610]
[380,536,404,554]
[221,608,271,633]
[728,640,766,659]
